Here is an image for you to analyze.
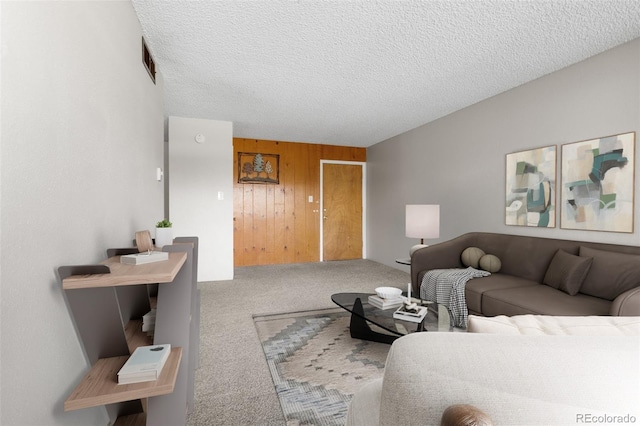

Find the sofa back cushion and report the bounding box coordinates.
[579,246,640,300]
[468,234,640,290]
[474,234,578,282]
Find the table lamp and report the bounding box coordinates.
[406,204,440,256]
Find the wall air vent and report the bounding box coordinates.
[142,37,156,84]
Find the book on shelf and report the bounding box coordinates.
[120,251,169,265]
[393,303,428,323]
[142,308,156,333]
[117,370,159,385]
[368,295,403,310]
[117,344,171,384]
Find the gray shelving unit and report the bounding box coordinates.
[59,237,200,426]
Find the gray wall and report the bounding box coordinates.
[368,38,640,269]
[1,2,164,424]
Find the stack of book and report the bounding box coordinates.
[393,303,428,323]
[142,308,156,337]
[117,344,171,384]
[368,294,403,310]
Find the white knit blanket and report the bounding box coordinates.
[420,267,491,328]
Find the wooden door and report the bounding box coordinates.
[322,163,363,261]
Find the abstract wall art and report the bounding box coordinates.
[237,152,280,184]
[561,132,635,232]
[505,145,556,227]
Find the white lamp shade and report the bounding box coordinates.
[406,205,440,239]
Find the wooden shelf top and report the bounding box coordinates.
[63,252,187,290]
[64,347,182,411]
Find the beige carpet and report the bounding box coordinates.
[187,260,410,426]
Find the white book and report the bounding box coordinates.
[118,344,171,384]
[142,308,156,332]
[120,251,169,265]
[368,295,403,310]
[117,371,159,385]
[143,309,156,323]
[141,322,155,332]
[393,304,428,323]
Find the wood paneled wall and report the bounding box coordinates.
[233,138,366,266]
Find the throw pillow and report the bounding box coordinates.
[579,246,640,301]
[479,254,501,273]
[543,249,593,296]
[461,247,485,268]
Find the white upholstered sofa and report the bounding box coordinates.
[346,315,640,426]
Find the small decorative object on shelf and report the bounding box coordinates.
[118,344,171,385]
[135,230,154,252]
[120,250,169,265]
[155,219,173,248]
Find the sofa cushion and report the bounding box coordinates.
[580,246,640,300]
[543,249,593,295]
[464,274,537,314]
[461,247,485,268]
[481,284,610,316]
[467,314,640,335]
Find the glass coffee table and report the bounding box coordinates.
[331,292,453,344]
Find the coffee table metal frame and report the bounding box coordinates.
[331,292,452,344]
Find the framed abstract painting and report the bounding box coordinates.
[560,132,635,232]
[505,145,556,227]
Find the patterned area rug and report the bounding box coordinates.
[254,308,390,426]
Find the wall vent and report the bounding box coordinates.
[142,37,156,84]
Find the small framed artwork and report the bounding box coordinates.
[505,145,556,227]
[237,152,280,184]
[561,132,635,233]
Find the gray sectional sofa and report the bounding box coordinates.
[411,232,640,317]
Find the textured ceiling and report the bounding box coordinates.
[132,1,640,147]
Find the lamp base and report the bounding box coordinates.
[410,244,428,256]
